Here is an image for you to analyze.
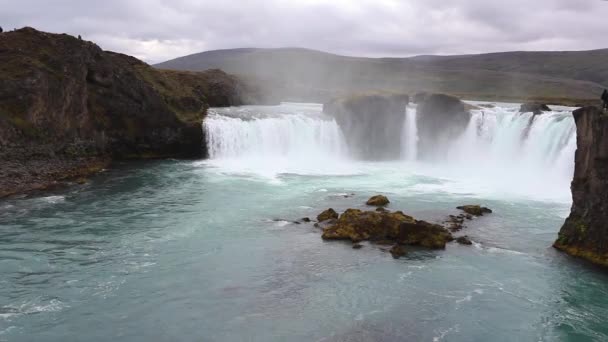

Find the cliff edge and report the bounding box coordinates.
[554,106,608,267]
[0,27,251,197]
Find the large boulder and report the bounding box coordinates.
[519,103,551,115]
[416,93,471,160]
[554,106,608,267]
[323,93,409,160]
[366,195,390,207]
[321,208,453,249]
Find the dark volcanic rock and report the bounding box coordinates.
[323,93,409,160]
[0,27,252,198]
[457,205,492,216]
[416,94,471,160]
[519,103,551,115]
[366,195,390,207]
[554,106,608,267]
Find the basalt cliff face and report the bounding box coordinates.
[416,93,471,160]
[0,27,253,197]
[554,106,608,267]
[322,93,409,160]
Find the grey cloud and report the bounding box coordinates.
[0,0,607,63]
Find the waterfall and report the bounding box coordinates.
[401,104,418,161]
[203,102,576,196]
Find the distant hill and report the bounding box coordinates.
[155,47,608,104]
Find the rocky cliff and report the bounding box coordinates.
[554,106,608,267]
[416,94,471,160]
[323,93,409,160]
[0,27,252,197]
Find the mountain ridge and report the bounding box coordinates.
[156,47,608,104]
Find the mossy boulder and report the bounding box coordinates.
[317,208,339,222]
[457,205,492,216]
[320,208,452,249]
[366,195,390,207]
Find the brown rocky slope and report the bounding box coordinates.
[0,27,255,198]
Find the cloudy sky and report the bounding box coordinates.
[2,0,608,63]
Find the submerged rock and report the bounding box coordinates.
[352,243,363,250]
[390,245,408,258]
[317,208,339,222]
[554,106,608,267]
[456,236,473,245]
[301,217,312,223]
[457,205,492,216]
[519,103,551,115]
[366,195,390,207]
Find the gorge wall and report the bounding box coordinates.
[555,106,608,267]
[0,27,255,197]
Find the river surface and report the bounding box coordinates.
[1,102,608,341]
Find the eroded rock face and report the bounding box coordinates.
[519,103,551,115]
[320,208,453,249]
[323,93,409,160]
[554,106,608,267]
[416,94,471,160]
[0,27,253,197]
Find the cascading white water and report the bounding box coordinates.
[202,102,576,199]
[203,103,352,177]
[205,113,346,159]
[401,104,418,161]
[441,105,576,198]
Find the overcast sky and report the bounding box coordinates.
[1,0,608,63]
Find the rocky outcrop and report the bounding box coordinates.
[320,208,453,249]
[457,205,493,216]
[519,103,551,115]
[323,93,409,160]
[554,106,608,267]
[0,27,253,198]
[416,94,471,160]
